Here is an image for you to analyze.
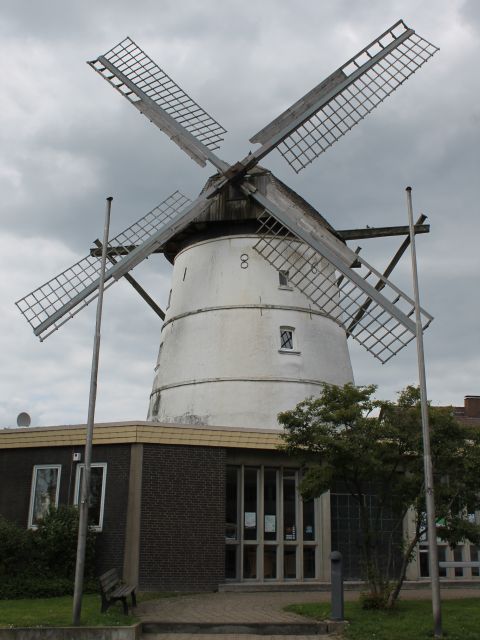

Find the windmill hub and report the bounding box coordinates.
[161,167,337,263]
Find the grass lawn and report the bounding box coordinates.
[0,592,175,627]
[285,598,480,640]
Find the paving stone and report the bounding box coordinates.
[141,636,324,640]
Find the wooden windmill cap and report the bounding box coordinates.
[161,167,339,263]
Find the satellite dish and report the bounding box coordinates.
[17,412,31,427]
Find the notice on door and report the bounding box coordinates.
[245,512,256,528]
[264,514,276,533]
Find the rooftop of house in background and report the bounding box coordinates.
[452,396,480,426]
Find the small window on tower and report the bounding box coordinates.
[278,270,292,290]
[280,328,294,350]
[279,326,300,354]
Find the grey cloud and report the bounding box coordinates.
[2,0,479,426]
[461,0,480,32]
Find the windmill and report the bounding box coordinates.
[16,20,438,429]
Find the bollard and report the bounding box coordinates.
[330,551,344,621]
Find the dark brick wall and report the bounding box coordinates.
[92,445,130,575]
[0,444,130,577]
[0,447,66,527]
[139,444,225,592]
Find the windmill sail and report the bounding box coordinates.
[89,38,228,170]
[16,191,192,340]
[248,184,432,363]
[249,20,439,173]
[17,22,437,364]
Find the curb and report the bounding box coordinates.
[0,623,142,640]
[142,620,346,635]
[0,620,346,638]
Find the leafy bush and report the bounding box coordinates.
[0,517,33,577]
[0,507,97,599]
[0,576,74,600]
[34,505,96,579]
[359,589,392,610]
[0,576,98,600]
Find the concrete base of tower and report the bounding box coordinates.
[149,378,345,429]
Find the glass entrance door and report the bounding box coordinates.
[225,465,320,581]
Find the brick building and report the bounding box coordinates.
[1,395,479,591]
[0,421,333,590]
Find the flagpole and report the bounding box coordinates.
[72,196,113,625]
[406,186,442,637]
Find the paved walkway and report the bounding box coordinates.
[141,636,329,640]
[138,587,480,622]
[137,587,480,638]
[138,591,343,639]
[141,636,328,640]
[138,591,328,624]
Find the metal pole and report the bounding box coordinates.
[330,551,344,621]
[406,186,442,637]
[72,197,113,626]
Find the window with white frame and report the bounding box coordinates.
[28,465,61,528]
[74,463,107,531]
[279,326,296,351]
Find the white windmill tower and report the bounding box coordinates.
[16,20,437,430]
[147,167,357,428]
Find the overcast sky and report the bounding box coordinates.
[1,0,479,428]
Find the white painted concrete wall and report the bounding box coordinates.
[147,235,354,429]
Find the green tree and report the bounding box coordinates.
[278,383,480,607]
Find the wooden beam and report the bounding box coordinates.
[90,223,430,256]
[338,223,429,240]
[346,215,427,337]
[94,240,165,320]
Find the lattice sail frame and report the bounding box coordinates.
[253,213,433,363]
[89,37,226,151]
[272,21,439,173]
[16,191,191,340]
[16,22,439,357]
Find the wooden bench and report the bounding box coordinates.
[99,568,137,614]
